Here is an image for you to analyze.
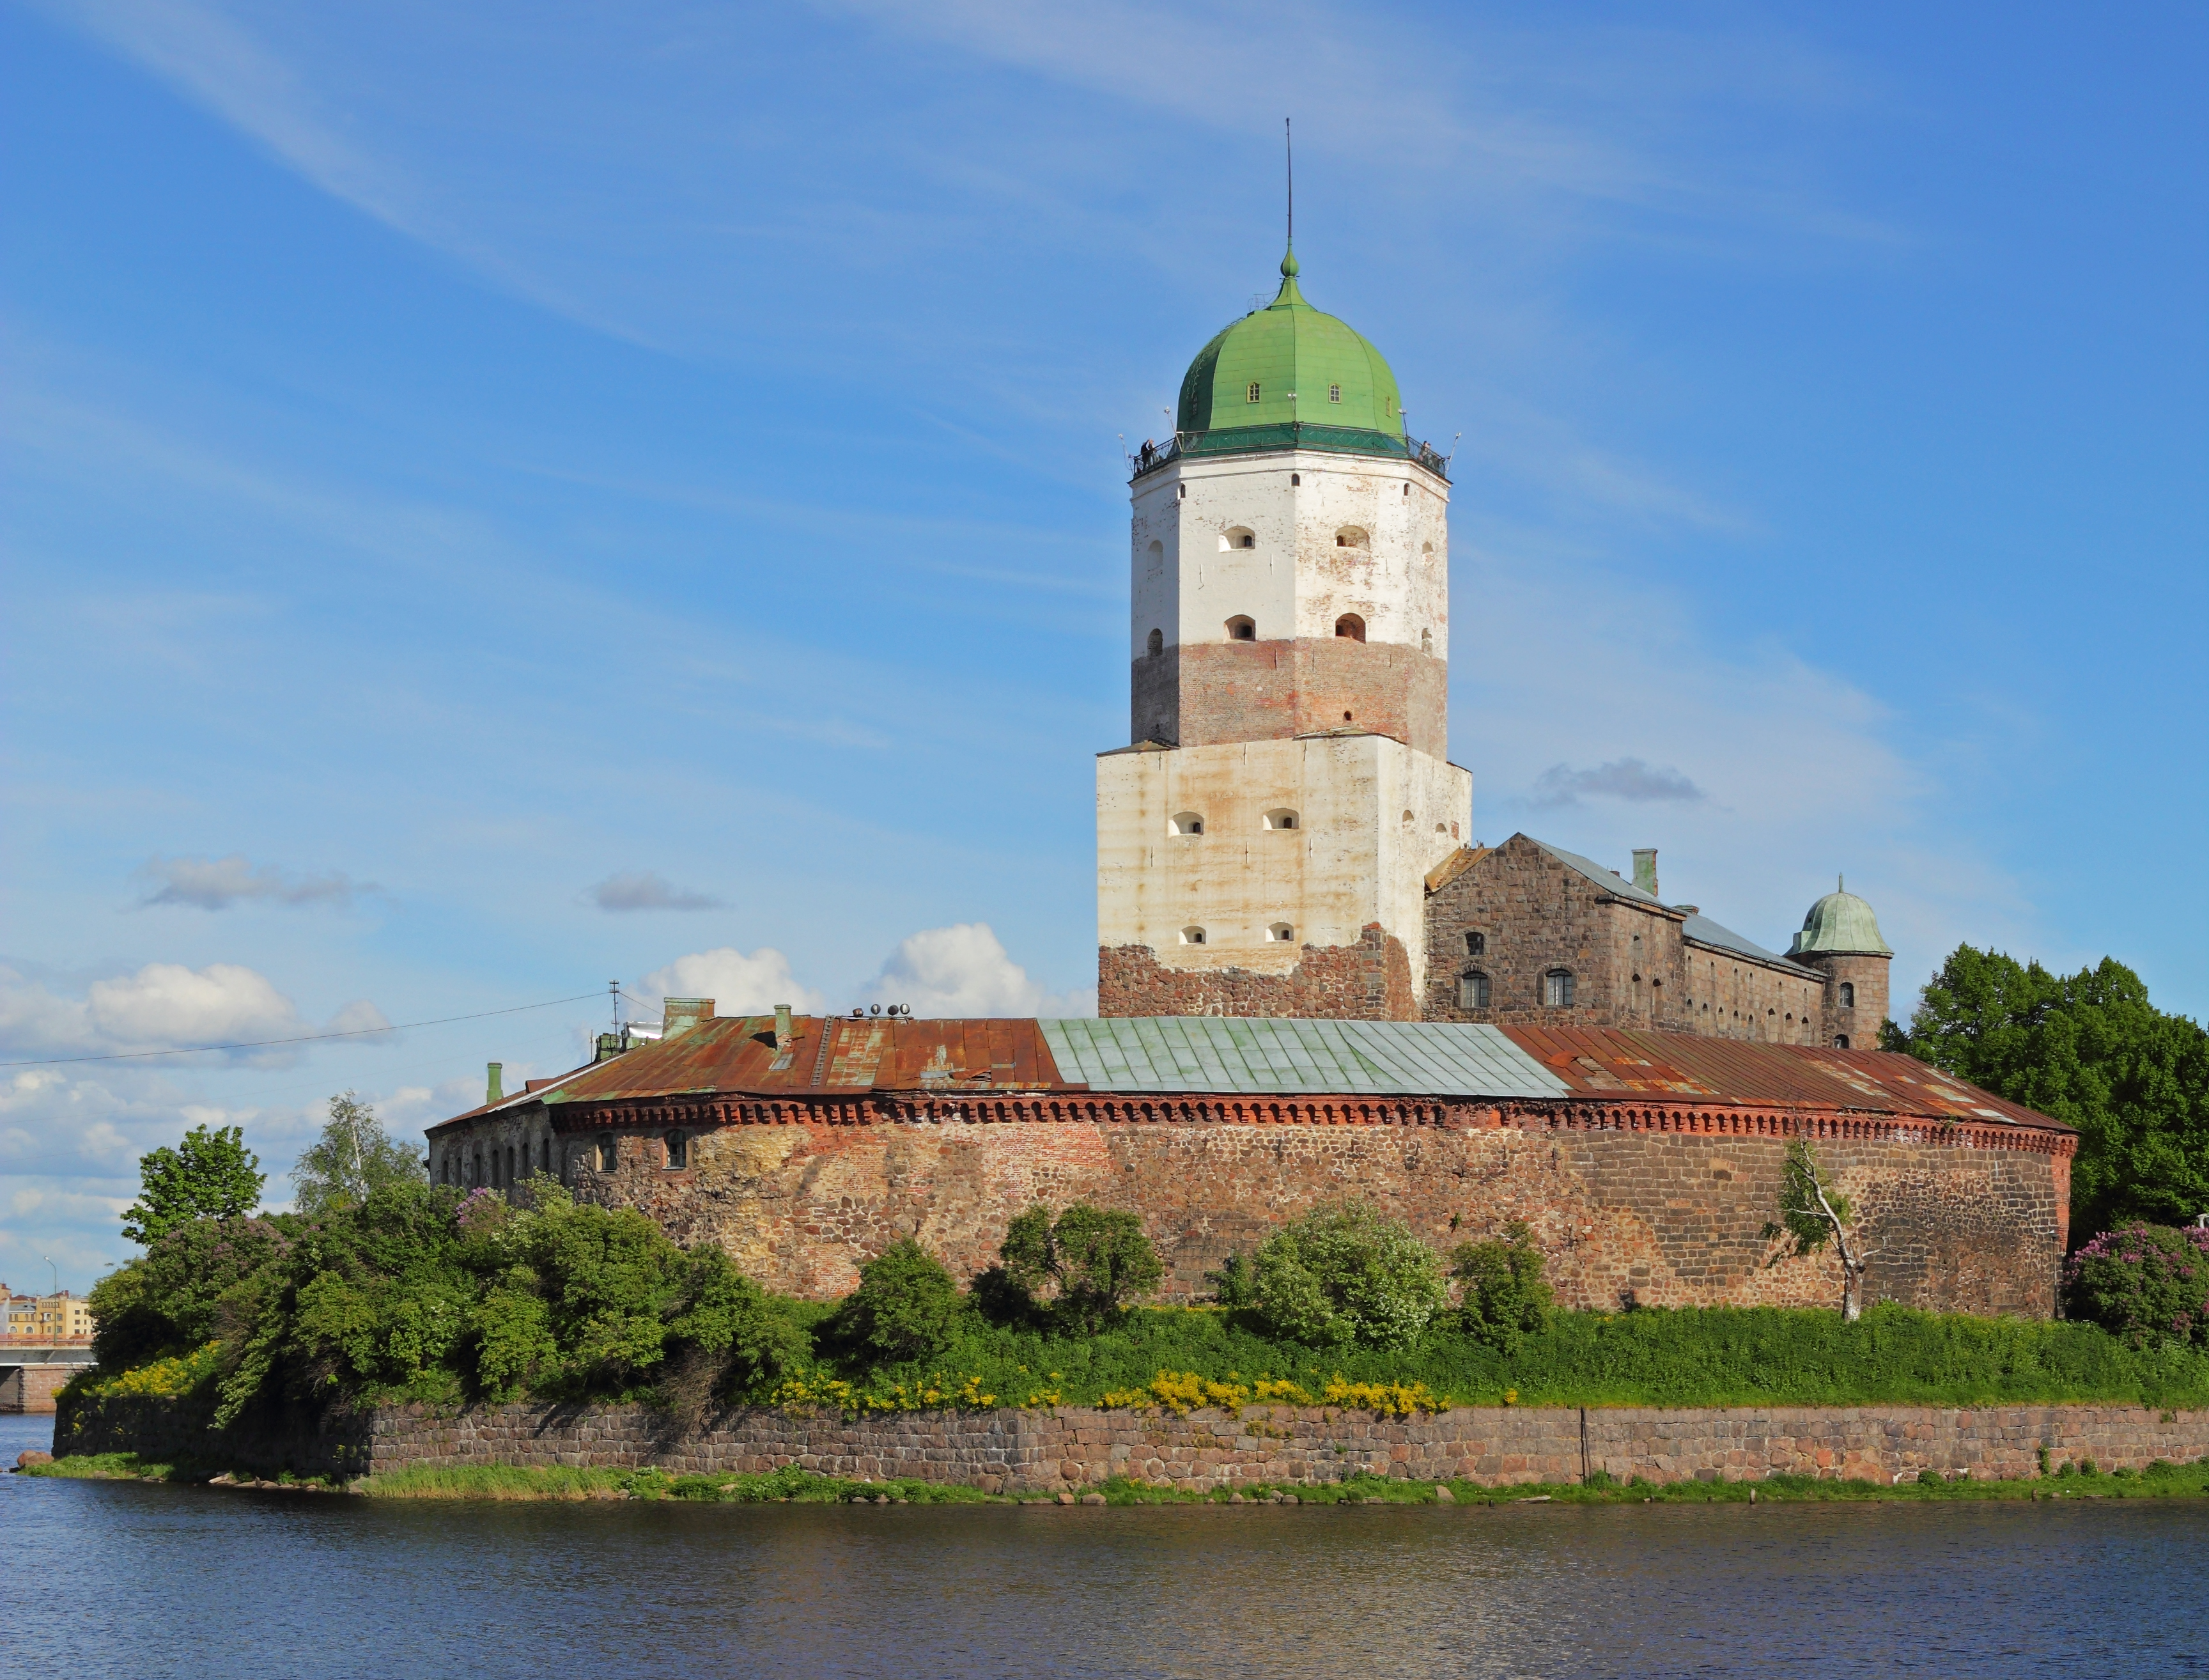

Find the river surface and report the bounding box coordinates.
[6,1414,2204,1679]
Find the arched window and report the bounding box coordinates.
[1464,931,1485,956]
[1180,926,1207,945]
[1544,970,1576,1008]
[1246,382,1261,403]
[1334,614,1365,642]
[541,1137,551,1173]
[1147,628,1163,657]
[664,1131,688,1170]
[1839,981,1856,1009]
[1146,538,1163,567]
[596,1135,618,1173]
[1170,811,1205,836]
[1267,922,1294,942]
[1262,809,1298,830]
[1459,971,1491,1010]
[1218,528,1255,552]
[1833,1034,1850,1050]
[1334,527,1368,549]
[1226,616,1256,641]
[506,1146,516,1185]
[472,1150,483,1186]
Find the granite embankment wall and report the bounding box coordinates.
[569,1117,2066,1317]
[61,1396,2209,1492]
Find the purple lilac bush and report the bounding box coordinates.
[2065,1223,2209,1348]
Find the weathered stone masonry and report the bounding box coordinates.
[61,1393,2209,1494]
[552,1099,2068,1314]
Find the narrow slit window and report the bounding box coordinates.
[1147,628,1163,657]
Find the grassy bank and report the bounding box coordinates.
[24,1454,2209,1506]
[800,1302,2209,1416]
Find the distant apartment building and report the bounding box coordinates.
[3,1289,95,1340]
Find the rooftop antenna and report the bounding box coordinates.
[609,979,621,1032]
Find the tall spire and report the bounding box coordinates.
[1273,116,1304,304]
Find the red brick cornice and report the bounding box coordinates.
[547,1090,2075,1158]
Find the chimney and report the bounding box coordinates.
[485,1062,504,1105]
[662,998,714,1041]
[774,1002,794,1052]
[1632,849,1659,898]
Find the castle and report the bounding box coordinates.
[428,246,2073,1318]
[1096,247,1891,1046]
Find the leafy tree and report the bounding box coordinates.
[1250,1202,1447,1349]
[1886,945,2209,1238]
[1763,1139,1873,1321]
[122,1123,264,1245]
[830,1238,965,1362]
[999,1202,1163,1334]
[1204,1251,1258,1309]
[1450,1222,1554,1352]
[291,1091,426,1218]
[2065,1224,2209,1349]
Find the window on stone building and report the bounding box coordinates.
[1226,616,1256,641]
[1219,529,1255,551]
[1263,809,1299,830]
[1459,971,1491,1010]
[1335,614,1365,641]
[1335,527,1368,549]
[665,1131,688,1170]
[1544,969,1576,1008]
[1147,628,1163,657]
[1464,931,1485,956]
[1180,926,1207,945]
[1422,629,1432,655]
[541,1138,551,1174]
[1840,981,1856,1009]
[507,1146,516,1185]
[1833,1034,1850,1050]
[1328,383,1341,403]
[1247,382,1261,402]
[1170,811,1205,836]
[1267,923,1294,942]
[472,1150,483,1185]
[597,1136,618,1173]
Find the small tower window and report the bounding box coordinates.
[1334,527,1368,549]
[1335,614,1365,642]
[1459,971,1491,1010]
[1170,811,1205,836]
[1262,809,1298,830]
[1833,1034,1850,1050]
[664,1131,688,1170]
[596,1136,617,1172]
[1239,533,1255,548]
[1328,383,1341,403]
[1180,926,1207,945]
[1544,969,1576,1008]
[1267,922,1294,942]
[1246,382,1261,403]
[1226,616,1256,641]
[1147,628,1163,657]
[1219,529,1255,551]
[1421,629,1433,655]
[1465,931,1485,956]
[1839,981,1856,1009]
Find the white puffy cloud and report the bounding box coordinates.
[1528,758,1706,810]
[0,961,386,1063]
[635,947,826,1018]
[136,853,364,910]
[861,923,1094,1018]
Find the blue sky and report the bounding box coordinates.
[3,1,2203,1292]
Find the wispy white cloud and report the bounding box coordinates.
[0,961,388,1065]
[585,870,724,913]
[136,853,367,910]
[1528,758,1706,810]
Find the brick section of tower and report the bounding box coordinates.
[1129,638,1448,756]
[1097,924,1416,1020]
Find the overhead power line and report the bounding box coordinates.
[0,992,607,1069]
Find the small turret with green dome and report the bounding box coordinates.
[1157,246,1439,475]
[1789,877,1893,957]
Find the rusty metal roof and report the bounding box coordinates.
[427,1015,2069,1135]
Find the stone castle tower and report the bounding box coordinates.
[1096,249,1471,1017]
[1788,880,1895,1048]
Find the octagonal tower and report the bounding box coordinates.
[1098,249,1472,1018]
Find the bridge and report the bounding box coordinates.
[1,1337,95,1414]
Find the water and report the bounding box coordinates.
[6,1413,2203,1678]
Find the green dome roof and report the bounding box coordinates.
[1788,879,1893,957]
[1176,249,1404,438]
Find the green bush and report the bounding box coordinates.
[998,1204,1163,1334]
[2065,1224,2209,1349]
[1450,1222,1553,1353]
[828,1238,965,1362]
[1250,1203,1447,1349]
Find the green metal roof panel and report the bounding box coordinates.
[1038,1018,1571,1100]
[1176,251,1404,438]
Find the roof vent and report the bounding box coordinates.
[662,998,714,1041]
